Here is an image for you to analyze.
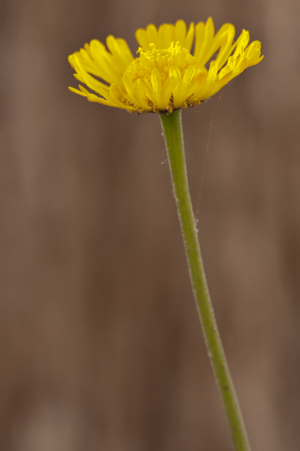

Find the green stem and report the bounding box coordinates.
[159,109,251,451]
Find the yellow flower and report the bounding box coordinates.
[68,18,263,113]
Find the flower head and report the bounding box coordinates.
[68,18,263,113]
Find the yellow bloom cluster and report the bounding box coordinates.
[68,18,263,113]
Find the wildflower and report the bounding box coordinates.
[68,18,263,113]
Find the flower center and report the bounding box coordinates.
[124,42,202,86]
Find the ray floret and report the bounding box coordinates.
[69,18,263,113]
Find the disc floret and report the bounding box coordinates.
[122,42,206,112]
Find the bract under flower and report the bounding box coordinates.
[68,18,263,113]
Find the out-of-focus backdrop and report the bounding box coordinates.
[1,0,300,450]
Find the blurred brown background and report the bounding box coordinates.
[1,0,300,449]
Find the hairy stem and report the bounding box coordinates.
[160,109,251,451]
